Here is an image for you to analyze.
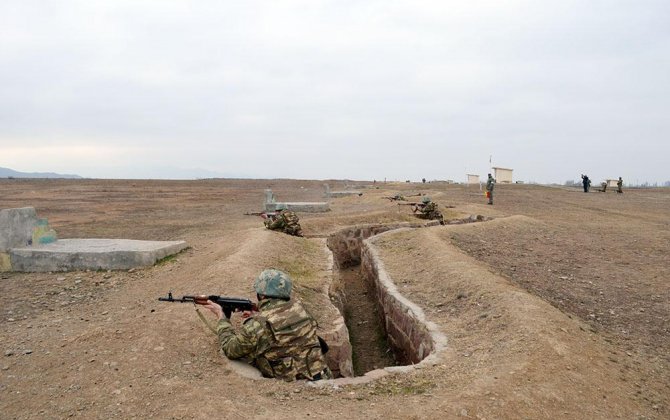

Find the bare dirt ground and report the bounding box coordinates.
[0,178,668,419]
[339,266,397,375]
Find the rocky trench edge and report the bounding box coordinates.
[318,222,448,386]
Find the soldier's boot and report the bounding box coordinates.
[286,226,304,237]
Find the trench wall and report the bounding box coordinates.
[326,222,423,268]
[325,222,412,358]
[320,312,353,378]
[360,237,438,364]
[326,223,446,373]
[313,238,354,378]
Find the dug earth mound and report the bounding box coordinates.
[0,178,667,419]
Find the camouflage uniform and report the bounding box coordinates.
[216,298,331,381]
[486,174,495,204]
[414,200,444,224]
[264,210,303,237]
[617,177,623,193]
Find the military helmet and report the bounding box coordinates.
[422,196,431,204]
[254,269,293,298]
[275,203,288,211]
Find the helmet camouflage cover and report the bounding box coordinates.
[275,204,288,211]
[254,269,293,298]
[422,196,431,204]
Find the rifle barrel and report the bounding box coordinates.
[158,293,257,311]
[157,292,197,303]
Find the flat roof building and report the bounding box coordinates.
[492,167,513,184]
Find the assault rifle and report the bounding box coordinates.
[244,211,277,217]
[397,202,425,213]
[382,193,424,201]
[398,201,454,208]
[158,292,258,318]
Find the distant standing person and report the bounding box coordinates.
[581,174,591,193]
[486,173,495,205]
[617,177,624,194]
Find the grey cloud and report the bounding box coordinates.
[1,0,668,183]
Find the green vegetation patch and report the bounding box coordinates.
[154,247,191,266]
[274,239,323,289]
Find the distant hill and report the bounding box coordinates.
[0,167,83,179]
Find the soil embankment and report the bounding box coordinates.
[0,179,667,419]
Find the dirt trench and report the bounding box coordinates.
[326,223,446,377]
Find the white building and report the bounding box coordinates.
[466,174,480,184]
[492,167,513,184]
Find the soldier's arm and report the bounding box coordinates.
[216,318,263,359]
[285,212,300,224]
[265,216,284,230]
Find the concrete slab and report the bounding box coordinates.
[9,239,188,272]
[1,207,58,253]
[0,207,39,251]
[323,184,362,198]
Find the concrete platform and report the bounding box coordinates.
[322,184,363,198]
[1,207,49,250]
[9,239,188,272]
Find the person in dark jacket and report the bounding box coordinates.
[581,174,591,193]
[486,174,496,204]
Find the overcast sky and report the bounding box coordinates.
[1,1,668,183]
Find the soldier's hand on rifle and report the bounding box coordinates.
[203,300,227,320]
